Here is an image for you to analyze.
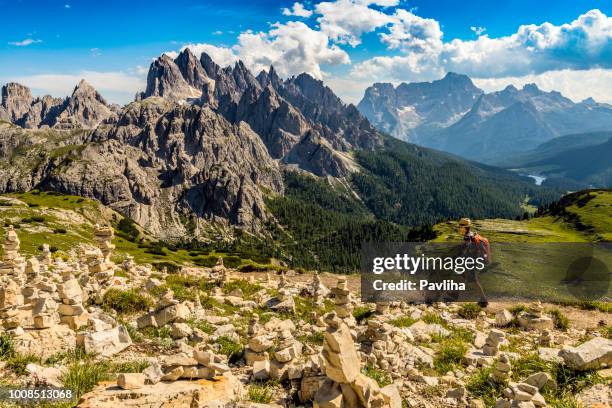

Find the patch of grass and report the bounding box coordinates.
[421,385,444,399]
[215,336,243,363]
[60,357,148,401]
[61,361,111,400]
[222,279,263,299]
[389,315,416,328]
[509,304,528,315]
[140,326,172,339]
[510,353,604,404]
[466,367,506,406]
[102,288,153,314]
[458,303,482,319]
[112,360,149,373]
[422,312,447,327]
[6,354,40,376]
[44,348,89,365]
[298,331,325,346]
[0,334,15,360]
[362,364,391,387]
[511,353,551,381]
[547,308,570,331]
[188,319,215,335]
[248,383,275,403]
[353,306,374,323]
[433,337,468,375]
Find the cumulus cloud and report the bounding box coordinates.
[180,43,239,67]
[473,68,612,104]
[353,8,612,82]
[380,9,443,51]
[173,21,349,79]
[315,0,394,46]
[8,38,42,46]
[470,26,486,36]
[282,2,313,18]
[5,71,146,104]
[161,4,610,105]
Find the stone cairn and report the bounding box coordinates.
[375,301,390,315]
[137,288,190,329]
[361,318,433,379]
[57,271,89,330]
[482,329,505,356]
[40,243,52,267]
[212,257,227,285]
[331,277,356,327]
[0,227,27,335]
[314,313,399,408]
[88,224,116,285]
[248,321,304,381]
[490,353,512,383]
[307,271,329,306]
[0,279,24,334]
[22,257,41,304]
[538,329,554,347]
[86,224,115,286]
[122,255,136,277]
[116,345,233,390]
[517,301,554,331]
[495,379,548,408]
[0,225,26,282]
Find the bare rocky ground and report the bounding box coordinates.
[0,226,610,408]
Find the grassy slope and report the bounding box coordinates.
[431,189,611,301]
[0,191,199,266]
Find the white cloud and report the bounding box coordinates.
[282,2,313,18]
[315,0,393,46]
[180,43,239,67]
[380,9,443,51]
[8,38,42,46]
[172,21,349,80]
[470,26,486,36]
[64,4,71,8]
[473,69,612,104]
[351,9,612,83]
[5,71,146,105]
[212,30,223,35]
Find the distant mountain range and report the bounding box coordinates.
[358,74,612,165]
[0,50,559,257]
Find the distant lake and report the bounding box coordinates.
[526,174,546,185]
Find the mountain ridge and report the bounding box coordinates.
[0,51,559,244]
[358,75,612,164]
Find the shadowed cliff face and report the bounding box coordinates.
[1,80,117,129]
[0,99,283,239]
[0,50,382,237]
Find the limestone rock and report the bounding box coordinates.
[77,325,132,357]
[117,373,145,390]
[559,337,612,370]
[78,373,244,407]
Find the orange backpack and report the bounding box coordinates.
[471,233,492,264]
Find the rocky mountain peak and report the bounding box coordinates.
[143,53,203,102]
[52,79,115,128]
[200,52,221,78]
[1,82,33,122]
[256,65,283,90]
[175,48,211,90]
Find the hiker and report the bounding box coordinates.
[458,218,490,307]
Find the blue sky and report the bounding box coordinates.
[1,0,611,104]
